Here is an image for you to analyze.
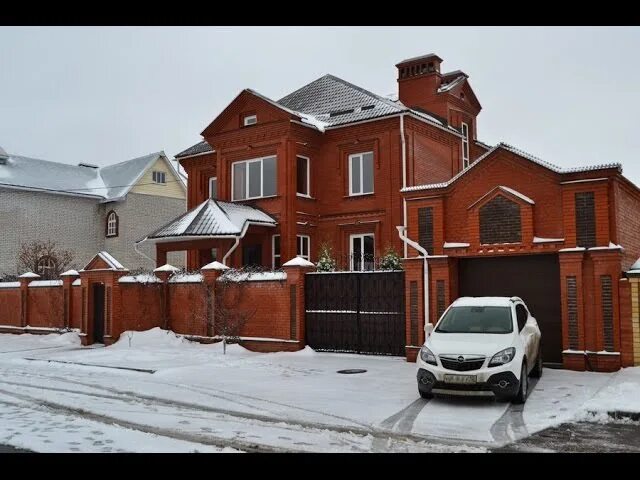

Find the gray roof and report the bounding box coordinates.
[175,140,214,159]
[0,151,182,202]
[396,53,443,66]
[402,142,623,193]
[145,199,276,241]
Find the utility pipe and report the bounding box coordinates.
[400,114,408,259]
[396,225,430,338]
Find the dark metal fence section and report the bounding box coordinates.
[305,271,405,356]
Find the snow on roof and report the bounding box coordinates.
[60,269,79,276]
[498,186,535,204]
[533,237,565,244]
[452,296,519,307]
[437,75,467,93]
[201,261,229,271]
[443,242,470,248]
[97,251,125,270]
[0,151,177,201]
[29,280,63,287]
[282,256,315,267]
[144,199,277,241]
[19,272,40,278]
[402,143,623,193]
[630,257,640,271]
[119,274,162,284]
[154,264,180,273]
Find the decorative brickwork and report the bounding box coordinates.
[479,195,521,244]
[436,280,446,320]
[575,191,596,248]
[410,281,418,345]
[290,284,297,340]
[601,275,614,351]
[566,276,578,349]
[418,207,434,254]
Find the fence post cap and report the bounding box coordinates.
[282,257,315,268]
[154,264,180,273]
[60,269,80,277]
[201,261,230,271]
[19,271,40,279]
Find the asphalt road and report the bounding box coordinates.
[493,421,640,452]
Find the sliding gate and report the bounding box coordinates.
[305,271,405,355]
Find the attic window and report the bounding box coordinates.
[152,171,166,184]
[329,109,355,117]
[361,105,375,111]
[243,114,257,126]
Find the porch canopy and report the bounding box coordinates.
[137,199,277,267]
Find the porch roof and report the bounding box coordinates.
[141,199,277,243]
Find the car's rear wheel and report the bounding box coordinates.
[530,346,543,378]
[512,363,528,404]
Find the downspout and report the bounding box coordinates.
[400,113,408,259]
[396,226,430,335]
[134,239,156,264]
[222,222,251,266]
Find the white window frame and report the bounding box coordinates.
[106,211,118,237]
[272,234,281,270]
[231,155,277,201]
[349,233,375,271]
[36,256,56,277]
[348,151,374,196]
[296,235,310,261]
[152,171,167,184]
[243,114,257,126]
[208,177,217,199]
[461,122,470,169]
[296,155,311,198]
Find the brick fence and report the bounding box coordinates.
[0,252,314,353]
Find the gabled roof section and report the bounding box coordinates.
[0,150,180,201]
[82,251,126,271]
[175,140,214,159]
[143,199,276,242]
[402,142,623,193]
[468,185,535,210]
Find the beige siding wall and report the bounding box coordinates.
[131,158,185,199]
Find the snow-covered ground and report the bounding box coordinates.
[0,329,636,452]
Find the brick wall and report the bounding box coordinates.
[0,287,21,326]
[614,179,640,271]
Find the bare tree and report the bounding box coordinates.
[200,266,258,354]
[17,240,75,279]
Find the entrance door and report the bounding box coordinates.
[92,283,105,344]
[458,254,562,364]
[242,244,262,267]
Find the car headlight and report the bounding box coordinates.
[488,347,516,367]
[420,346,437,365]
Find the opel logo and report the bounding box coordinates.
[457,355,465,363]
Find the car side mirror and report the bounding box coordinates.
[424,323,434,337]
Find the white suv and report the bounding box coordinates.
[416,296,542,404]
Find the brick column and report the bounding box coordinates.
[627,272,640,366]
[559,249,586,370]
[154,264,179,331]
[201,261,229,337]
[402,257,424,362]
[60,270,80,329]
[18,272,40,328]
[282,257,315,347]
[428,256,453,327]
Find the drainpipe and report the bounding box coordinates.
[400,114,408,259]
[396,225,430,333]
[134,239,156,264]
[222,222,251,266]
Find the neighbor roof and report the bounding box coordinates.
[402,143,622,193]
[143,199,276,242]
[0,151,184,202]
[175,140,214,159]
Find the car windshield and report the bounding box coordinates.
[435,306,513,334]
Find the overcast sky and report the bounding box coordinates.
[2,26,639,182]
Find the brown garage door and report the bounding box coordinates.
[458,254,562,364]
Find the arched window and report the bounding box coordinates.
[37,256,57,279]
[106,211,119,237]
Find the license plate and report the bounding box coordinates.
[443,374,477,385]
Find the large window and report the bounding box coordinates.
[348,152,374,196]
[297,156,310,197]
[36,256,57,279]
[350,233,374,271]
[209,177,217,199]
[461,122,470,169]
[152,171,166,184]
[232,156,277,201]
[106,211,118,237]
[272,235,281,269]
[297,235,310,261]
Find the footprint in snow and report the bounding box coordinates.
[278,436,292,440]
[91,430,104,435]
[178,420,190,425]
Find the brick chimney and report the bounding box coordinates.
[396,53,444,112]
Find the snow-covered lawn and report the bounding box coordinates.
[0,329,636,452]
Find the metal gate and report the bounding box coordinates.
[305,271,405,355]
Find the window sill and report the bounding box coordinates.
[297,194,315,200]
[231,195,279,202]
[344,193,375,199]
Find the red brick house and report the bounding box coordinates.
[137,53,640,370]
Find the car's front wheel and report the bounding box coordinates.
[512,363,528,404]
[530,346,543,378]
[419,389,434,400]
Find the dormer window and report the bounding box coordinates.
[243,114,257,126]
[152,171,166,184]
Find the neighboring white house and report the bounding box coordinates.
[0,147,187,276]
